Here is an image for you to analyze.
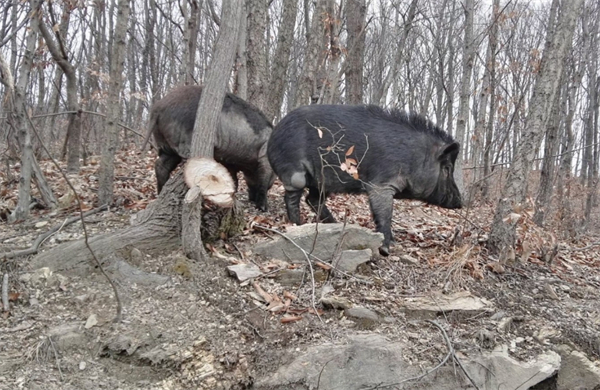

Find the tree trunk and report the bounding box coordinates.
[454,0,475,197]
[488,0,583,255]
[481,0,500,200]
[247,0,268,111]
[345,0,366,104]
[97,0,130,205]
[3,26,36,222]
[34,0,82,173]
[295,0,328,107]
[182,0,201,85]
[233,1,248,99]
[183,0,244,261]
[264,0,298,121]
[533,79,562,226]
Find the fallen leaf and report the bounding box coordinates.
[253,282,273,303]
[315,261,332,270]
[283,291,297,301]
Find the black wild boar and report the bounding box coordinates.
[143,85,275,211]
[267,105,462,256]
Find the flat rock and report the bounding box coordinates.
[227,263,262,282]
[47,323,87,351]
[400,291,493,319]
[275,268,305,286]
[463,346,560,390]
[334,249,372,273]
[254,223,383,263]
[344,307,379,329]
[253,334,560,390]
[321,296,353,310]
[108,258,170,286]
[556,345,600,390]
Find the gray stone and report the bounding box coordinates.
[253,334,560,390]
[109,258,170,286]
[463,346,560,390]
[254,223,383,263]
[275,268,328,286]
[275,268,305,286]
[334,249,372,273]
[400,291,493,319]
[321,296,353,310]
[48,323,87,351]
[227,263,262,282]
[344,307,380,329]
[556,345,600,390]
[399,254,419,265]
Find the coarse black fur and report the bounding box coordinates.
[143,85,275,211]
[267,104,462,255]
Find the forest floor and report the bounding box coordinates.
[1,148,600,389]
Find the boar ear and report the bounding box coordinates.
[439,142,460,163]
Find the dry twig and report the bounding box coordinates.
[2,273,8,312]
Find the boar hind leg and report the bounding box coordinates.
[306,187,336,223]
[155,152,182,194]
[367,188,395,256]
[284,190,304,225]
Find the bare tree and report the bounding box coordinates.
[488,0,584,254]
[97,0,131,205]
[33,0,82,173]
[264,0,298,121]
[345,0,366,104]
[295,0,329,106]
[454,0,475,196]
[182,0,244,261]
[247,0,269,111]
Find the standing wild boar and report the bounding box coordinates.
[143,85,275,211]
[267,105,462,255]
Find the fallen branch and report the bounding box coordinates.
[0,205,108,259]
[2,273,8,312]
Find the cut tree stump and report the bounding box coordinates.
[32,168,246,275]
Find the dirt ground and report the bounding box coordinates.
[1,151,600,389]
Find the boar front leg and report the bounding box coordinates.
[367,187,395,256]
[306,187,335,223]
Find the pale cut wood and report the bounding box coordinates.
[183,157,235,207]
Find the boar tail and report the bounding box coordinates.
[141,113,158,151]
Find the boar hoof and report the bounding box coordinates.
[378,246,390,256]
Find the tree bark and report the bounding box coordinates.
[2,26,36,222]
[454,0,475,197]
[345,0,366,104]
[183,0,244,261]
[34,0,82,173]
[247,0,269,111]
[533,79,562,226]
[97,0,130,205]
[488,0,583,255]
[264,0,298,121]
[295,0,328,107]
